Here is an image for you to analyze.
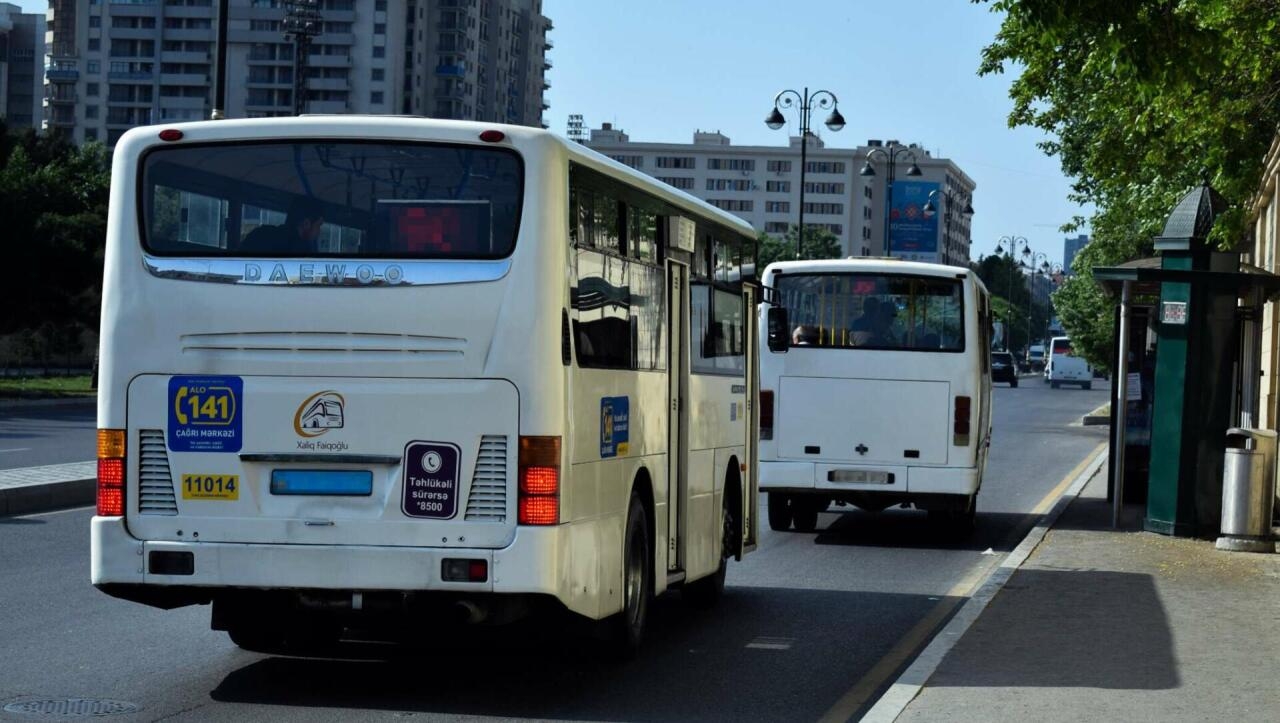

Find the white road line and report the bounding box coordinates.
[0,448,32,453]
[746,636,794,650]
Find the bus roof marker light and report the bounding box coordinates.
[158,129,184,142]
[479,130,506,143]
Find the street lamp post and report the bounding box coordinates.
[860,144,923,257]
[923,189,975,265]
[1023,250,1048,349]
[283,0,323,116]
[765,88,846,260]
[994,235,1029,352]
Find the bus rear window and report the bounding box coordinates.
[775,273,965,352]
[140,141,522,259]
[1052,339,1073,354]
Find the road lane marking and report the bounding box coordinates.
[818,441,1108,723]
[0,448,32,453]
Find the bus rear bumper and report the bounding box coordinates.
[91,516,613,619]
[758,461,979,496]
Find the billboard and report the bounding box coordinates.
[889,180,940,261]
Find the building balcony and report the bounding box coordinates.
[315,33,356,45]
[46,68,80,81]
[45,114,77,128]
[308,54,352,68]
[160,51,211,64]
[110,28,160,40]
[545,39,553,50]
[161,29,211,42]
[436,63,466,78]
[160,73,209,86]
[42,93,78,106]
[306,100,350,114]
[308,77,350,92]
[108,71,156,82]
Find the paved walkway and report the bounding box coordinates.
[0,460,95,515]
[896,468,1280,722]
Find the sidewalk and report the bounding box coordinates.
[895,470,1280,721]
[0,461,96,515]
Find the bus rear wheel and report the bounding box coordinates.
[605,493,652,659]
[791,497,824,533]
[767,492,793,531]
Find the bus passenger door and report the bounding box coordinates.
[666,260,689,573]
[741,283,759,554]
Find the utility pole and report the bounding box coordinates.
[210,0,229,119]
[283,0,323,115]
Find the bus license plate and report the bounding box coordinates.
[828,470,892,484]
[181,474,240,500]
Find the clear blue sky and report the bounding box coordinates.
[11,0,1088,264]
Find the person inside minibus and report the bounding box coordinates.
[239,196,325,254]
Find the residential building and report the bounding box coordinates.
[43,0,549,145]
[0,2,44,129]
[1063,233,1089,273]
[403,0,550,127]
[584,123,976,266]
[1250,132,1280,430]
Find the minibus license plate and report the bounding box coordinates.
[271,470,373,496]
[828,470,891,484]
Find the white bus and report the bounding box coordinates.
[91,117,760,656]
[757,259,992,536]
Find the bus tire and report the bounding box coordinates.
[767,492,793,531]
[791,497,821,533]
[930,494,977,540]
[1051,381,1061,389]
[684,479,736,609]
[227,625,285,654]
[608,493,652,659]
[1082,382,1092,391]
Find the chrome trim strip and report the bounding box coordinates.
[240,453,402,465]
[142,255,512,287]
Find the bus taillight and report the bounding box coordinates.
[760,390,775,440]
[953,396,971,444]
[518,436,561,525]
[97,429,126,516]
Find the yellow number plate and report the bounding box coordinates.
[181,474,240,500]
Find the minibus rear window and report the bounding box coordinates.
[139,140,523,259]
[775,273,965,352]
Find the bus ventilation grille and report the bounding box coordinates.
[138,429,179,515]
[464,435,508,522]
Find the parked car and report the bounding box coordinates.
[992,351,1018,387]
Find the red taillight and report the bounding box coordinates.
[760,390,775,440]
[97,429,126,516]
[479,129,506,143]
[518,436,560,525]
[954,396,972,440]
[158,128,184,142]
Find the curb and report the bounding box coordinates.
[0,396,96,410]
[1081,401,1111,427]
[0,478,95,516]
[861,446,1110,723]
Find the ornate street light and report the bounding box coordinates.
[283,0,323,115]
[923,189,975,265]
[1023,249,1049,347]
[860,144,923,257]
[765,88,845,259]
[994,235,1030,351]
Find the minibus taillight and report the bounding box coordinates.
[760,390,775,440]
[97,429,126,516]
[518,436,561,525]
[953,396,972,445]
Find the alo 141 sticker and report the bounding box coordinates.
[167,376,242,453]
[402,441,460,519]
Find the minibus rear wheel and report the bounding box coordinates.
[767,492,793,531]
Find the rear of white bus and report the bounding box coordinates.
[90,118,575,643]
[757,261,991,534]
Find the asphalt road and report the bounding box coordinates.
[0,400,96,470]
[0,379,1109,722]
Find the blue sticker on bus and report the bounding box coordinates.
[167,376,243,453]
[600,396,630,458]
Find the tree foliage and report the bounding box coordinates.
[978,0,1280,365]
[973,253,1052,353]
[0,121,110,365]
[756,225,845,271]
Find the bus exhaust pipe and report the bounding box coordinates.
[454,600,487,624]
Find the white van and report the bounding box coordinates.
[1045,336,1092,389]
[758,259,993,537]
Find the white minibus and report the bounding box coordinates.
[91,117,759,656]
[1045,336,1092,389]
[758,259,992,536]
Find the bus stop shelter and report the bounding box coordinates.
[1094,184,1280,536]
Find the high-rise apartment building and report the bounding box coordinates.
[0,2,45,130]
[43,0,549,145]
[1063,233,1089,273]
[585,124,976,266]
[403,0,550,126]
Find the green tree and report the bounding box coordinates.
[756,224,845,271]
[977,0,1280,364]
